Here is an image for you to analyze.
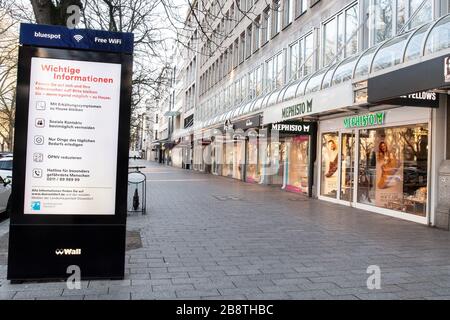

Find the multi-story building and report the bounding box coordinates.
[175,0,450,229]
[152,3,199,168]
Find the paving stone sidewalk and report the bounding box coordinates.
[1,159,450,300]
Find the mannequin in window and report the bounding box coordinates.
[376,141,401,189]
[325,140,338,178]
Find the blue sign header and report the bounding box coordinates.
[19,23,134,54]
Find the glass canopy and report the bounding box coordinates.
[202,13,450,128]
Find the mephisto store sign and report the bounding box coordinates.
[343,112,385,129]
[263,83,353,125]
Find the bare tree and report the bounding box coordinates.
[0,5,18,151]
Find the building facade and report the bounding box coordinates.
[152,4,199,168]
[170,0,450,228]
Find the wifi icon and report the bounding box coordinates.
[73,34,83,42]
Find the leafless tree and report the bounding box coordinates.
[0,5,18,151]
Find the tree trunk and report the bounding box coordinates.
[30,0,83,25]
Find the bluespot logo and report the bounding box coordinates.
[55,249,82,256]
[31,201,41,211]
[73,34,83,42]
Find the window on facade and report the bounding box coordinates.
[253,16,261,52]
[233,39,239,68]
[373,0,433,45]
[322,3,359,67]
[248,70,255,99]
[246,25,253,59]
[295,0,307,17]
[265,57,274,92]
[255,65,262,96]
[289,32,314,80]
[289,41,300,80]
[283,0,295,27]
[235,0,243,22]
[262,7,271,44]
[275,52,284,88]
[241,75,248,102]
[215,61,219,84]
[323,18,338,67]
[228,44,234,73]
[265,51,284,91]
[303,33,314,75]
[272,0,282,37]
[247,0,253,11]
[235,80,241,104]
[239,32,246,63]
[219,55,223,81]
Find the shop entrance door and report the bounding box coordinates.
[269,141,285,186]
[339,131,355,202]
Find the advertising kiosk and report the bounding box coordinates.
[7,24,133,280]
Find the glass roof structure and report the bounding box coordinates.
[197,13,450,130]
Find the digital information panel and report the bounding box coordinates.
[25,58,121,215]
[8,24,133,281]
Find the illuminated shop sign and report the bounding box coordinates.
[343,112,385,129]
[270,121,315,135]
[400,91,437,101]
[281,99,313,120]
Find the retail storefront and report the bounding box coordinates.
[260,121,317,196]
[319,107,432,224]
[194,14,450,227]
[193,133,212,172]
[212,116,263,181]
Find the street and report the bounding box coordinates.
[1,159,450,300]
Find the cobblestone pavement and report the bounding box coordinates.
[1,159,450,300]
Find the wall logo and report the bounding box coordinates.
[31,201,41,211]
[343,112,385,129]
[55,249,82,256]
[271,122,314,135]
[400,91,437,101]
[281,99,313,120]
[73,34,84,42]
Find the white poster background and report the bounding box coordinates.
[24,57,121,215]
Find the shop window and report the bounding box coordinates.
[285,136,309,194]
[358,124,428,217]
[233,140,246,180]
[320,133,339,198]
[340,132,355,201]
[267,141,285,185]
[246,134,262,183]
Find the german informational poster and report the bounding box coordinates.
[23,57,122,215]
